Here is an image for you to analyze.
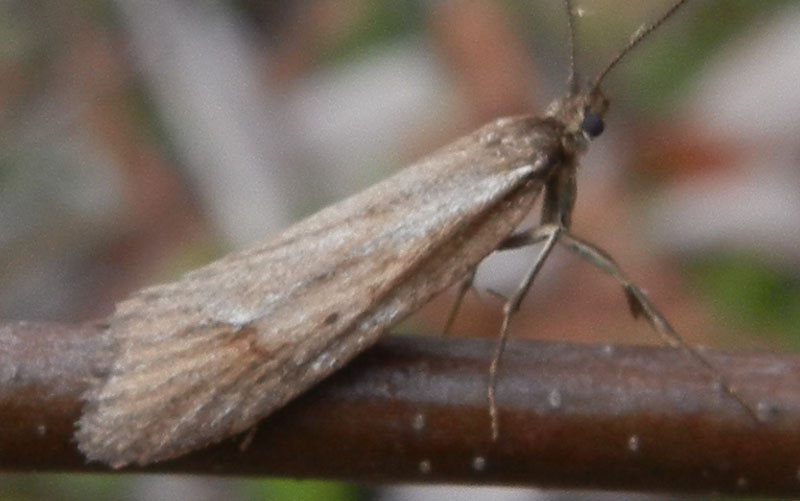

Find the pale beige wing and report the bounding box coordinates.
[76,116,563,467]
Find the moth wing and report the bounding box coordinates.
[76,117,561,466]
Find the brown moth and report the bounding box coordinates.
[77,0,749,468]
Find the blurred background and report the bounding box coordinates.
[2,0,800,499]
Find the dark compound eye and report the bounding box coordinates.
[581,111,605,138]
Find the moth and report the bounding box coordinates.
[77,0,752,468]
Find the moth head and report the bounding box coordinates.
[547,85,609,154]
[551,0,689,153]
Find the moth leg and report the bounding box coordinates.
[238,425,258,452]
[489,223,562,441]
[498,227,552,251]
[556,231,761,421]
[443,268,477,336]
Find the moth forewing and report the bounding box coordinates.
[76,116,563,467]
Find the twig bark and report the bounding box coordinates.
[1,320,800,497]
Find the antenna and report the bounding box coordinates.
[563,0,578,94]
[591,0,691,92]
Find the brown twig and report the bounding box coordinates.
[1,320,800,497]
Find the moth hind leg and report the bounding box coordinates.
[443,224,556,336]
[442,268,477,336]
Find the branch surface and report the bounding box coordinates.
[1,321,800,498]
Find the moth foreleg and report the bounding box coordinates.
[556,231,761,421]
[489,223,563,441]
[497,225,554,251]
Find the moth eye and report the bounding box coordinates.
[581,111,605,138]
